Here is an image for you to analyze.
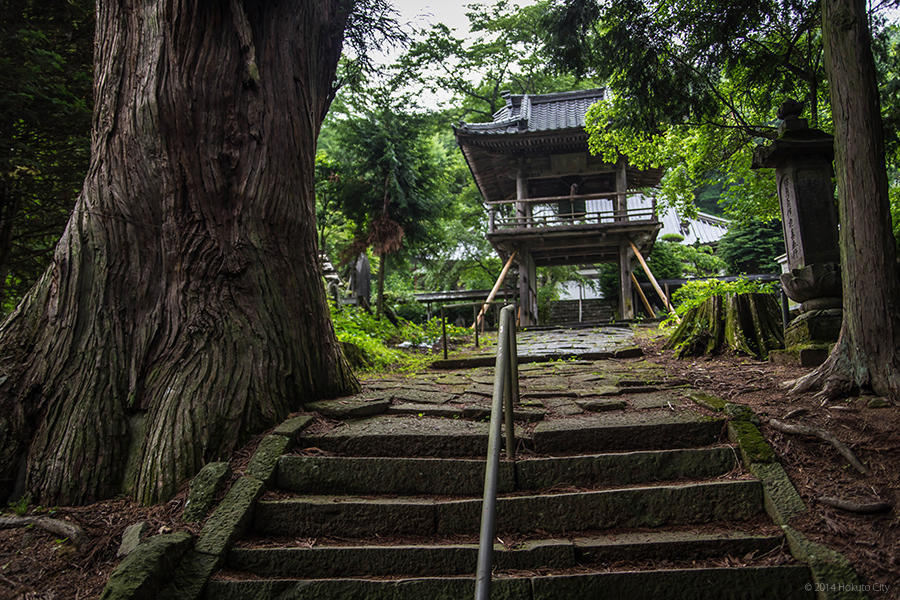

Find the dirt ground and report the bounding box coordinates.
[1,327,897,599]
[634,327,899,596]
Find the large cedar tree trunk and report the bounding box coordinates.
[791,0,900,399]
[0,0,359,505]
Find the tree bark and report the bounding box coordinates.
[0,0,358,505]
[665,293,784,359]
[790,0,900,400]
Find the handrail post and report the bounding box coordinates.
[473,304,479,348]
[474,304,517,600]
[504,307,517,460]
[441,305,448,360]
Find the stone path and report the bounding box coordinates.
[431,325,641,368]
[201,327,825,599]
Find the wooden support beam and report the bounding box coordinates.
[473,251,517,329]
[618,243,634,320]
[631,272,655,317]
[628,240,676,315]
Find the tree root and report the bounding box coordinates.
[0,514,88,547]
[817,496,892,514]
[768,418,869,475]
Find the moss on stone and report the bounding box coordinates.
[196,476,264,557]
[782,526,867,600]
[728,420,775,464]
[724,402,760,425]
[687,391,727,412]
[100,532,193,600]
[247,435,290,485]
[182,462,230,522]
[271,415,313,440]
[749,462,806,525]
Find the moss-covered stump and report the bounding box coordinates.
[665,293,784,359]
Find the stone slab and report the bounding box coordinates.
[255,480,762,538]
[389,390,457,404]
[573,531,784,563]
[183,462,231,522]
[196,476,264,557]
[116,521,147,558]
[100,532,194,600]
[297,417,491,457]
[461,406,544,422]
[247,435,291,485]
[277,455,513,496]
[628,393,682,410]
[782,526,868,600]
[272,415,314,440]
[577,399,627,412]
[305,398,390,419]
[750,462,807,526]
[437,480,763,535]
[515,447,737,490]
[386,403,465,418]
[228,540,573,578]
[532,412,724,454]
[204,577,530,600]
[530,566,814,600]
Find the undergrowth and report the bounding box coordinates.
[330,301,470,372]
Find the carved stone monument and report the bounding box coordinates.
[752,100,842,365]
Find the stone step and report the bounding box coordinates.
[205,565,814,600]
[253,480,762,538]
[227,530,784,578]
[276,446,737,496]
[530,412,724,454]
[295,412,726,458]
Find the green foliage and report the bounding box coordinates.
[396,0,599,122]
[640,241,683,280]
[716,220,785,275]
[6,494,30,516]
[663,277,779,327]
[542,0,838,222]
[1,0,93,312]
[329,302,468,372]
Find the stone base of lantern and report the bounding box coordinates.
[769,308,842,367]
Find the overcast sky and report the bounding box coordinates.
[389,1,535,35]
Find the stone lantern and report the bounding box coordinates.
[752,100,841,365]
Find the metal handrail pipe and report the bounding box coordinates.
[474,305,517,600]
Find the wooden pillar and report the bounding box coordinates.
[517,250,538,325]
[615,157,628,221]
[515,164,531,226]
[619,242,634,320]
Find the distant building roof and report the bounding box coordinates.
[661,210,729,245]
[456,89,606,136]
[630,196,729,245]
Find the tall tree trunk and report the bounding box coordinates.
[790,0,900,399]
[0,0,358,505]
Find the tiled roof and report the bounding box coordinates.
[457,89,605,135]
[631,197,729,245]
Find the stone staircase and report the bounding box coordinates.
[204,365,816,600]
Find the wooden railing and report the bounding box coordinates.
[486,191,658,233]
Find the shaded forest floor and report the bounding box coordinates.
[1,325,897,599]
[633,327,899,594]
